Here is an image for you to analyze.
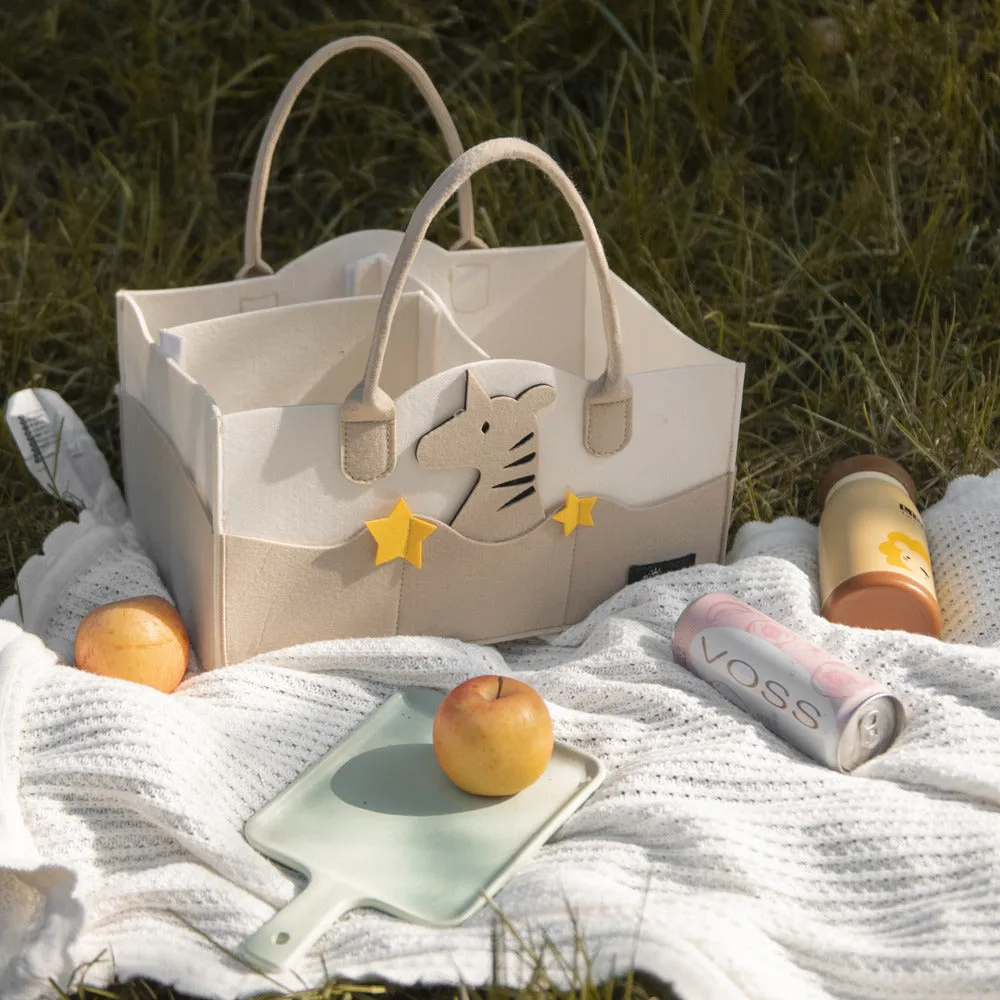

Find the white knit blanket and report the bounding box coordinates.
[4,457,1000,1000]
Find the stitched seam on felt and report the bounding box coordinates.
[341,422,388,483]
[393,560,405,636]
[219,533,229,669]
[561,520,581,627]
[725,367,741,471]
[586,398,631,456]
[718,470,734,563]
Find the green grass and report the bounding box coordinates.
[2,0,1000,997]
[52,912,674,1000]
[60,971,670,1000]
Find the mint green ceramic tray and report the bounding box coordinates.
[239,685,605,972]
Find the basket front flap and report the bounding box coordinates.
[217,357,739,656]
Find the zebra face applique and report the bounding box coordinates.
[415,370,556,543]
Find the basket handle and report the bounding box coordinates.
[340,137,632,484]
[237,35,484,280]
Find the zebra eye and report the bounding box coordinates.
[481,421,490,434]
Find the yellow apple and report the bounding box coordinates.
[432,675,554,796]
[74,595,190,694]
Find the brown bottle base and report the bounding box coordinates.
[822,571,942,638]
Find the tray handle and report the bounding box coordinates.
[239,874,362,973]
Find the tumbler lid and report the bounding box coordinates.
[817,455,918,509]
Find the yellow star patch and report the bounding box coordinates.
[365,499,437,568]
[552,492,597,536]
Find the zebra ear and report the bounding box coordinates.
[517,383,557,413]
[464,370,492,413]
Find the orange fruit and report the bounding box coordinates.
[74,595,190,693]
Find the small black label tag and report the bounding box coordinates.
[627,553,697,585]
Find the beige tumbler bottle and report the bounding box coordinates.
[818,455,941,637]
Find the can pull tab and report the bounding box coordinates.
[858,708,883,750]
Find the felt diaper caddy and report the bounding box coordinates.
[116,40,745,669]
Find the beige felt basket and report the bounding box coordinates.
[118,138,745,669]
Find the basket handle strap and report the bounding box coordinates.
[341,137,632,484]
[237,35,484,280]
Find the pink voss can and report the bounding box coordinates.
[672,592,906,772]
